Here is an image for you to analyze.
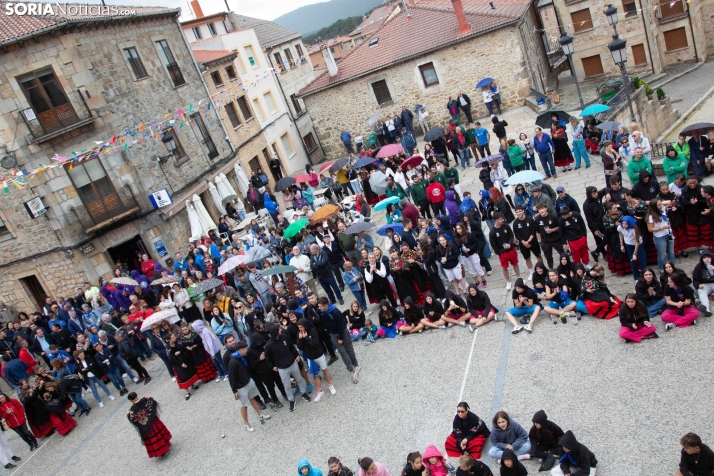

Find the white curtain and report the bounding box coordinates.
[233,162,250,197]
[186,200,206,242]
[192,194,217,232]
[208,182,227,216]
[216,173,238,202]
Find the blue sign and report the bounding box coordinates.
[153,239,168,257]
[149,189,172,209]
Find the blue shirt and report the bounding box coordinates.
[340,131,351,144]
[533,133,555,154]
[474,128,489,146]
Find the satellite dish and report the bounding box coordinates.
[1,153,16,170]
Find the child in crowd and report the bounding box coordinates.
[423,445,453,476]
[327,457,354,476]
[499,449,527,476]
[298,459,323,476]
[362,319,378,345]
[455,454,493,476]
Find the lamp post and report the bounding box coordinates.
[559,33,584,109]
[157,132,177,164]
[604,4,636,123]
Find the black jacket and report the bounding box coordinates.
[264,326,299,370]
[296,318,323,360]
[512,216,538,243]
[493,198,515,223]
[558,211,587,241]
[489,224,515,255]
[692,257,714,289]
[319,306,348,335]
[456,232,482,257]
[436,243,461,269]
[30,333,56,356]
[117,336,139,360]
[632,171,659,201]
[535,213,563,244]
[618,303,650,329]
[320,242,344,266]
[245,333,273,376]
[679,443,714,476]
[309,249,333,280]
[492,120,508,139]
[558,431,597,476]
[75,357,104,380]
[583,187,605,234]
[529,409,564,451]
[227,354,251,391]
[148,332,170,356]
[635,278,664,306]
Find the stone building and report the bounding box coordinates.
[0,5,241,312]
[308,36,355,70]
[539,0,714,81]
[181,1,322,173]
[298,0,552,158]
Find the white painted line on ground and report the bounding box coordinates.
[9,432,56,474]
[457,326,479,404]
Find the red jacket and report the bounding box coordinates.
[141,260,156,277]
[19,348,36,373]
[426,182,446,204]
[0,398,26,428]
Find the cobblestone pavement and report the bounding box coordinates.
[8,109,714,476]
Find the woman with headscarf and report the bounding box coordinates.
[465,283,498,331]
[551,120,573,173]
[479,190,495,230]
[618,214,647,280]
[442,291,471,328]
[528,410,563,469]
[126,392,171,458]
[397,296,425,335]
[445,401,491,459]
[682,175,714,252]
[17,380,52,441]
[377,300,403,339]
[603,201,630,275]
[41,387,76,436]
[179,323,217,384]
[167,333,198,401]
[191,320,228,382]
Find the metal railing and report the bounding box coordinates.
[71,184,142,232]
[656,0,686,20]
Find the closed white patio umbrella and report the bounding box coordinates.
[216,173,238,203]
[192,194,217,233]
[186,200,206,242]
[234,162,250,197]
[208,182,227,216]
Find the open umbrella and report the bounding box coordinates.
[208,182,227,216]
[345,221,375,234]
[140,309,180,331]
[475,154,504,167]
[275,176,295,192]
[596,121,621,132]
[504,170,545,185]
[536,110,571,128]
[373,196,401,212]
[150,276,181,285]
[215,173,238,204]
[400,155,424,171]
[580,104,610,116]
[217,255,247,276]
[311,204,341,222]
[365,114,381,128]
[680,122,714,136]
[294,174,312,184]
[262,265,297,277]
[329,157,350,173]
[369,170,388,196]
[377,223,404,236]
[423,126,445,142]
[475,77,495,89]
[188,278,224,298]
[376,143,404,159]
[110,277,139,286]
[283,218,309,239]
[319,161,335,174]
[234,163,250,197]
[353,157,376,168]
[244,246,273,265]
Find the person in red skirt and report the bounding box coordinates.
[179,324,217,384]
[167,334,199,401]
[445,402,491,460]
[127,393,171,458]
[682,175,714,253]
[17,380,52,442]
[41,390,76,436]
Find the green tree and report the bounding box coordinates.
[304,16,363,45]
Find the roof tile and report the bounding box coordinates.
[232,14,301,49]
[192,49,234,64]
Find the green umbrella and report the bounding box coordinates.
[262,265,297,276]
[283,218,309,239]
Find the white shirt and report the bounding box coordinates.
[386,119,395,131]
[459,96,468,106]
[393,171,407,191]
[364,260,387,283]
[648,207,671,238]
[80,359,95,378]
[617,225,642,245]
[289,254,312,284]
[482,90,493,103]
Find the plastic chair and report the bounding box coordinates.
[312,197,327,208]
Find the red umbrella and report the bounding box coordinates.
[319,161,335,174]
[376,143,404,159]
[294,174,312,183]
[400,155,425,171]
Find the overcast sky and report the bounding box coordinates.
[97,0,329,20]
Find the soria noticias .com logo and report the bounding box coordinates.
[4,3,137,16]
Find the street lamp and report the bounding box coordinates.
[604,5,636,123]
[157,132,176,164]
[559,33,584,109]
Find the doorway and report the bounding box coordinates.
[107,234,149,273]
[20,275,49,310]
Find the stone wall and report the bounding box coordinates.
[702,0,714,54]
[611,86,679,142]
[302,24,544,159]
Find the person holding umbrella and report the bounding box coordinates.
[688,129,710,177]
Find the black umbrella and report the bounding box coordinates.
[423,126,445,142]
[329,157,350,173]
[680,122,714,137]
[274,176,295,192]
[535,110,572,129]
[345,221,375,234]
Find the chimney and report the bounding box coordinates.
[321,44,339,77]
[190,0,204,19]
[451,0,470,35]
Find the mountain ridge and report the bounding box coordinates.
[273,0,387,35]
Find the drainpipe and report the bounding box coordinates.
[175,15,235,154]
[638,0,657,75]
[686,3,699,62]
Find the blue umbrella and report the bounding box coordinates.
[353,157,376,168]
[504,169,545,185]
[475,154,503,167]
[580,104,610,116]
[373,196,401,212]
[475,77,494,89]
[377,223,404,236]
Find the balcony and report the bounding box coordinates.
[656,0,687,22]
[70,184,142,234]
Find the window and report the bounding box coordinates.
[274,51,284,70]
[664,27,688,51]
[237,96,252,120]
[167,128,186,163]
[190,113,219,159]
[419,62,439,87]
[632,43,647,65]
[623,1,637,17]
[123,47,148,79]
[303,132,317,152]
[271,143,281,160]
[581,54,604,77]
[263,92,277,114]
[248,156,261,174]
[225,102,241,128]
[245,45,258,68]
[66,158,125,224]
[210,71,224,87]
[192,27,202,40]
[207,22,217,36]
[225,65,237,80]
[280,133,295,157]
[156,40,186,87]
[295,44,304,58]
[571,9,593,33]
[330,47,335,54]
[284,48,294,68]
[290,93,303,114]
[262,147,272,163]
[0,216,9,237]
[252,98,264,120]
[369,37,379,47]
[658,0,685,19]
[18,68,79,134]
[234,51,246,73]
[371,79,392,106]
